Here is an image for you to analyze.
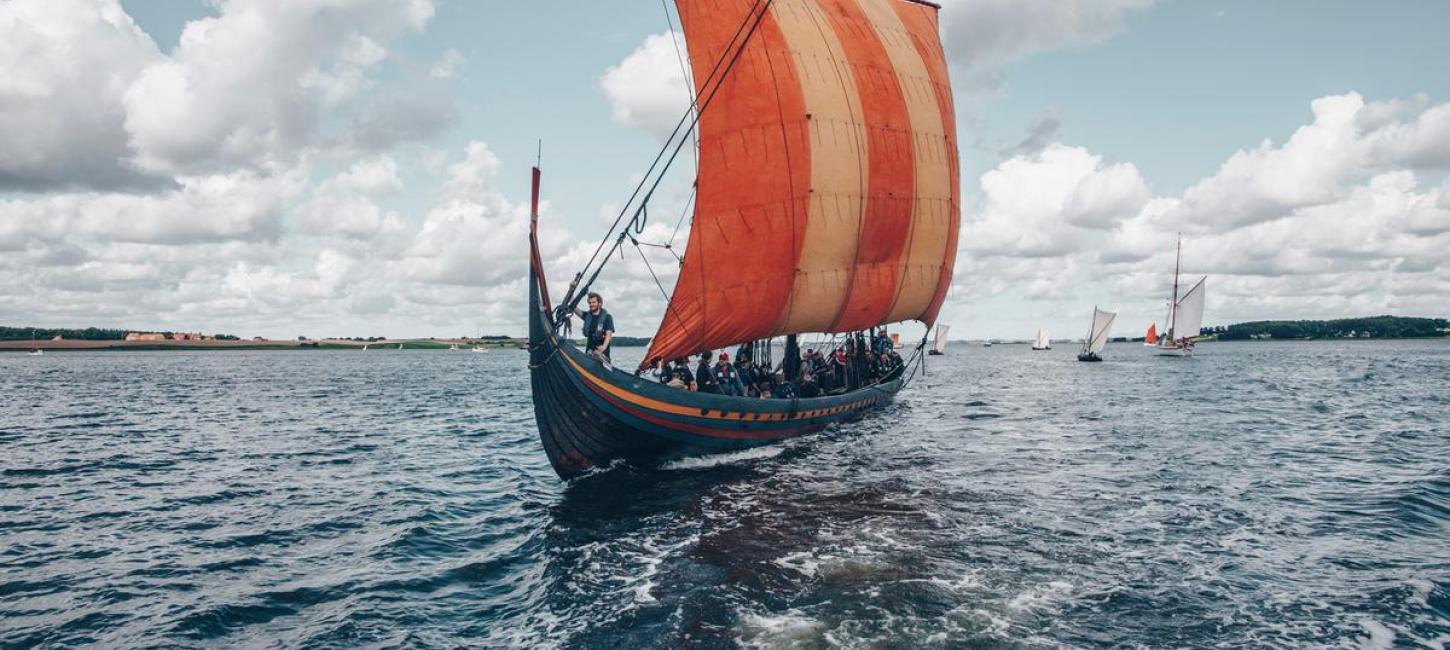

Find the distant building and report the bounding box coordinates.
[172,332,212,341]
[125,332,166,342]
[51,335,62,341]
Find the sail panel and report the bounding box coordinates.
[644,0,960,366]
[1173,277,1206,340]
[894,1,960,324]
[814,0,916,333]
[932,323,950,353]
[1088,309,1117,354]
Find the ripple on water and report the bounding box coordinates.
[1,342,1448,647]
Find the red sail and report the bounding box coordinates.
[644,0,959,366]
[1145,323,1159,345]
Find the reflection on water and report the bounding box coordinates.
[1,341,1448,647]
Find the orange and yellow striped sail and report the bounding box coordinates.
[645,0,959,365]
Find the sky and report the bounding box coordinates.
[2,0,1447,341]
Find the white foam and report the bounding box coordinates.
[735,609,826,649]
[1358,619,1396,649]
[1007,580,1074,612]
[772,551,820,578]
[660,445,784,470]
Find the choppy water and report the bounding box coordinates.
[2,340,1447,648]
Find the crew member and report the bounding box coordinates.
[573,292,614,360]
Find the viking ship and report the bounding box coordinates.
[528,0,960,479]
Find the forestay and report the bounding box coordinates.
[644,0,961,365]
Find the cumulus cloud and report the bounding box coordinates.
[966,143,1149,258]
[954,92,1450,332]
[600,31,692,142]
[296,156,405,238]
[1176,92,1450,232]
[0,0,438,190]
[123,0,435,175]
[0,0,165,191]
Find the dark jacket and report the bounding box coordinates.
[695,360,719,393]
[712,363,746,396]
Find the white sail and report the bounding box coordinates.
[1088,309,1117,354]
[933,324,951,354]
[1171,277,1206,341]
[1032,329,1051,349]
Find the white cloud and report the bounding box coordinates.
[600,31,692,142]
[0,0,164,191]
[966,143,1149,257]
[1176,92,1450,233]
[430,48,465,79]
[937,0,1154,91]
[123,0,436,175]
[951,92,1450,336]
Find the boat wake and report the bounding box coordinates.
[659,446,785,471]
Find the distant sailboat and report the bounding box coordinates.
[397,343,404,350]
[449,343,459,351]
[1031,329,1051,351]
[362,343,369,351]
[1156,237,1207,357]
[929,324,950,356]
[28,331,42,355]
[982,340,993,348]
[1143,323,1158,346]
[472,345,488,353]
[1077,307,1117,362]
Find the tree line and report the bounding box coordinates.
[0,327,240,341]
[1209,316,1449,340]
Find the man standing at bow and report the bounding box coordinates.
[573,292,614,361]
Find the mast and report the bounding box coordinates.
[1083,305,1095,353]
[1168,235,1181,341]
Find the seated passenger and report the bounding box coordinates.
[798,372,821,398]
[665,357,695,390]
[713,352,746,396]
[695,353,719,394]
[770,372,797,399]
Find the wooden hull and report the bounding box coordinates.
[526,205,904,480]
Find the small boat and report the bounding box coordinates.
[362,344,369,351]
[1077,306,1117,362]
[928,324,950,356]
[1155,237,1207,357]
[450,344,459,351]
[28,348,43,356]
[397,343,404,350]
[982,340,993,348]
[528,0,961,480]
[27,331,42,355]
[472,345,488,353]
[1143,323,1158,346]
[1031,329,1051,350]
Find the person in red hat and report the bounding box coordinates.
[712,351,746,396]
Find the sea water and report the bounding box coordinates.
[1,341,1447,647]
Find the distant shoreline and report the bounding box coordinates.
[0,338,527,352]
